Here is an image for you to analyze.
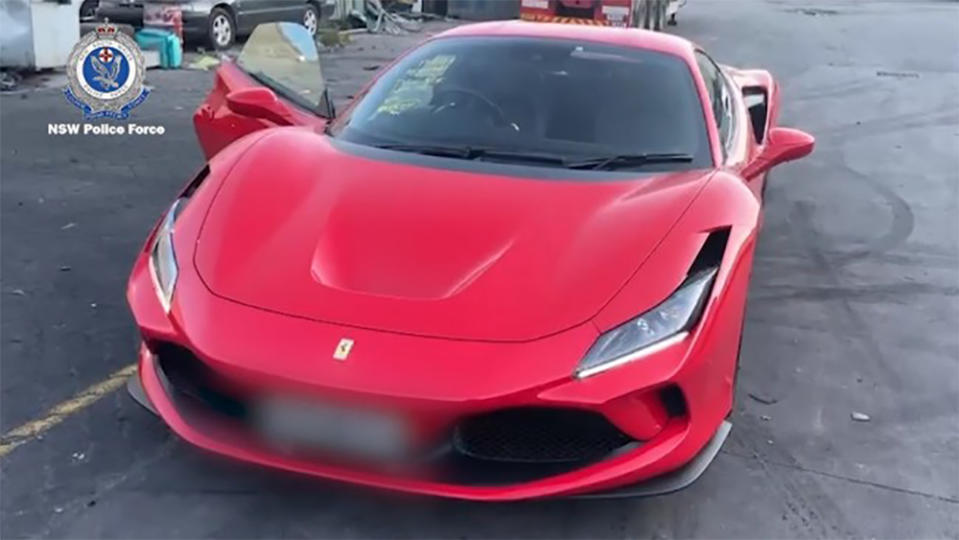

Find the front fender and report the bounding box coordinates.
[591,172,761,422]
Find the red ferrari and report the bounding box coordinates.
[127,20,813,500]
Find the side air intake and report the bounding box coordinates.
[688,228,730,276]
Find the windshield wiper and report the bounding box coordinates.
[373,144,693,171]
[373,144,568,166]
[565,152,695,170]
[373,143,476,159]
[475,148,568,165]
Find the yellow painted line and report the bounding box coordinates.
[0,363,137,458]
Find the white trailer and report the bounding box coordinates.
[1,0,81,69]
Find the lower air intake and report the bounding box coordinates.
[453,407,633,463]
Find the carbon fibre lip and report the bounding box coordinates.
[127,373,158,415]
[571,420,731,499]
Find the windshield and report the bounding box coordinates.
[330,36,712,171]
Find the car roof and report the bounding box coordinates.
[434,20,698,61]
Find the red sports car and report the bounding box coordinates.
[127,20,813,500]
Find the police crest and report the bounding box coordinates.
[65,24,150,120]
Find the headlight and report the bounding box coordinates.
[148,199,185,313]
[576,268,718,379]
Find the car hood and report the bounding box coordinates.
[194,131,711,341]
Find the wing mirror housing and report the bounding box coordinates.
[226,87,293,126]
[743,127,815,178]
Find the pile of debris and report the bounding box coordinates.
[347,0,428,34]
[0,70,21,92]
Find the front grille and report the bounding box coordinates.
[153,342,247,420]
[453,407,633,464]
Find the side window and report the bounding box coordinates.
[695,51,734,156]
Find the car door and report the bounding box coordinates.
[193,22,333,159]
[725,66,783,199]
[232,0,282,35]
[694,50,765,196]
[268,0,307,23]
[243,0,304,27]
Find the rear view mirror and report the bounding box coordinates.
[226,87,293,125]
[743,127,815,178]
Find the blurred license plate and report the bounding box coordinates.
[255,396,408,460]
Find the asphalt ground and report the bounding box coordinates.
[1,1,957,538]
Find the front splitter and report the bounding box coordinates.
[572,420,731,499]
[127,373,158,415]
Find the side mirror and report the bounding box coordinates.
[226,87,293,126]
[744,127,815,178]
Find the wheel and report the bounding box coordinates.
[303,3,320,37]
[207,7,235,51]
[79,0,97,21]
[731,316,747,407]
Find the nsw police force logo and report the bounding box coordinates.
[64,24,150,120]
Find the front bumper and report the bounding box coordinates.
[129,370,730,499]
[127,249,740,501]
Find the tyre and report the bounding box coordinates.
[79,0,97,21]
[207,7,236,51]
[303,3,320,37]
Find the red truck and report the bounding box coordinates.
[519,0,686,30]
